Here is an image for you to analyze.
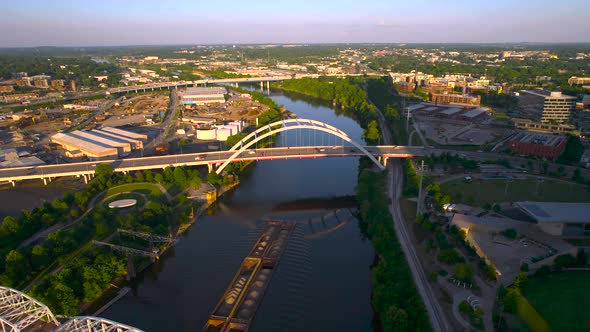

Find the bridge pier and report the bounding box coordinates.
[383,157,389,167]
[10,180,15,187]
[127,256,136,280]
[260,81,264,89]
[266,81,270,89]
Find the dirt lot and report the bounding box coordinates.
[183,92,270,123]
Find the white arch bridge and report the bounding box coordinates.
[0,286,143,332]
[0,118,432,187]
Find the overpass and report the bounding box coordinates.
[107,73,385,95]
[107,75,293,94]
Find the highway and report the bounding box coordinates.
[0,145,429,185]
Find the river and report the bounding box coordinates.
[100,90,375,331]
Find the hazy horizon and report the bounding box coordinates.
[2,0,589,47]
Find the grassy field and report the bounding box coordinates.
[441,178,590,206]
[106,183,163,197]
[521,272,590,332]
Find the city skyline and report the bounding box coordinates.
[1,0,590,47]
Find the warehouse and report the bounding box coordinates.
[179,87,227,105]
[69,130,131,155]
[51,133,118,159]
[51,127,147,159]
[458,107,489,121]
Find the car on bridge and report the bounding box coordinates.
[195,155,206,160]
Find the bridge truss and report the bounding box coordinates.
[54,316,144,332]
[117,229,173,243]
[93,240,159,259]
[0,286,59,332]
[216,118,385,174]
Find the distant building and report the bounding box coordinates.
[568,76,590,85]
[15,77,32,87]
[431,93,481,107]
[33,79,49,88]
[51,79,65,89]
[519,90,575,123]
[507,131,567,159]
[0,85,14,93]
[179,87,227,105]
[515,201,590,237]
[513,118,576,134]
[394,81,415,93]
[421,82,452,95]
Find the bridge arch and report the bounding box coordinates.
[0,286,59,332]
[216,118,385,174]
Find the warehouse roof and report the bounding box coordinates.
[440,107,462,115]
[461,108,488,118]
[101,127,147,140]
[51,133,118,156]
[515,201,590,224]
[183,87,227,96]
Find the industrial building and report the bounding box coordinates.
[179,87,227,105]
[51,127,147,159]
[458,107,489,121]
[516,202,590,237]
[431,93,481,106]
[507,132,567,159]
[519,90,575,123]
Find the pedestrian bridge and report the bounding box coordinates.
[0,118,432,186]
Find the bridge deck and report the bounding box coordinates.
[0,146,428,184]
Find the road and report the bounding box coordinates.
[373,100,450,332]
[142,88,179,155]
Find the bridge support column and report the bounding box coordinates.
[83,174,88,184]
[42,178,48,186]
[266,81,270,89]
[10,180,15,187]
[260,81,264,89]
[127,257,136,280]
[383,157,388,167]
[207,163,213,173]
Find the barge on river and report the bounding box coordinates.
[203,221,295,332]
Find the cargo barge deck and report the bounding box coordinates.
[203,221,295,332]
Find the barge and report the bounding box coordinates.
[203,221,295,332]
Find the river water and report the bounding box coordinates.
[100,91,375,331]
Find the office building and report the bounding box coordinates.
[519,90,575,123]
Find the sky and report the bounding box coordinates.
[1,0,589,47]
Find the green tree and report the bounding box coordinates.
[31,245,50,270]
[173,167,187,186]
[5,250,30,284]
[364,120,381,143]
[0,216,19,234]
[454,263,474,282]
[384,305,409,332]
